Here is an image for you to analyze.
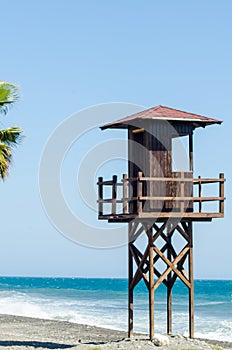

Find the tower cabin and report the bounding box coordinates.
[97,105,225,339]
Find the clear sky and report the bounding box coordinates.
[0,0,231,279]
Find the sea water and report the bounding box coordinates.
[0,277,231,341]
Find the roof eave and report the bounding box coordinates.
[100,119,223,131]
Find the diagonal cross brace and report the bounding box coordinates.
[153,245,191,290]
[129,244,149,290]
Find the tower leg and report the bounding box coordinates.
[188,222,194,338]
[167,224,173,334]
[148,226,154,339]
[128,223,133,338]
[167,284,172,334]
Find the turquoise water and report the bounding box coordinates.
[0,277,231,341]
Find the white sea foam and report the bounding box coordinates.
[195,301,227,306]
[0,289,231,341]
[195,322,232,342]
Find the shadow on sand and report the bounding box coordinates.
[0,340,74,349]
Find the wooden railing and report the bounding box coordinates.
[97,172,225,217]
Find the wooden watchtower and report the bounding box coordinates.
[97,105,225,339]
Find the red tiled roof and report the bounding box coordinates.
[100,105,222,130]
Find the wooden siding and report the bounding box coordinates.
[128,121,193,212]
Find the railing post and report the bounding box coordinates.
[219,173,224,215]
[180,172,185,212]
[123,174,128,214]
[137,171,143,214]
[112,175,117,215]
[198,176,202,213]
[98,176,103,216]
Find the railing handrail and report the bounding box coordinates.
[97,196,225,203]
[122,176,225,184]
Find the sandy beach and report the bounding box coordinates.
[0,314,231,350]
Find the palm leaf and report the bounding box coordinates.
[0,142,12,180]
[0,81,20,114]
[0,80,23,180]
[0,126,23,145]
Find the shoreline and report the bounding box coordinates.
[0,314,231,350]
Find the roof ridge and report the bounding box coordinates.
[157,105,211,119]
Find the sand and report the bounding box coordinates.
[0,314,231,350]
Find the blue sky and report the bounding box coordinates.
[0,1,231,278]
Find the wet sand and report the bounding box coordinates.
[0,314,231,350]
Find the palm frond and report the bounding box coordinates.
[0,142,12,180]
[0,126,23,145]
[0,81,20,115]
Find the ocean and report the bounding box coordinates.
[0,277,231,342]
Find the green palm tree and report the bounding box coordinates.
[0,81,23,179]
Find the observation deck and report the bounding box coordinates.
[97,172,225,222]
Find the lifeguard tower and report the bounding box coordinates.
[97,105,225,339]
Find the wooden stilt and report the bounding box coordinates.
[148,225,154,339]
[167,283,172,334]
[189,131,194,172]
[188,222,194,338]
[167,225,173,334]
[128,222,133,338]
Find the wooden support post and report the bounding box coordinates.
[123,174,128,214]
[128,222,133,338]
[219,173,224,215]
[148,225,154,339]
[188,222,194,338]
[167,224,173,334]
[189,132,193,172]
[180,172,185,213]
[112,175,117,215]
[137,171,143,214]
[198,176,202,213]
[98,176,103,216]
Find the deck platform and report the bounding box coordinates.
[98,173,225,223]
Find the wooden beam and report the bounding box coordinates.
[137,171,143,214]
[144,243,168,274]
[128,223,133,338]
[128,222,139,243]
[123,174,128,214]
[137,212,220,218]
[129,244,149,290]
[189,131,193,172]
[188,222,194,338]
[176,224,189,242]
[193,178,225,184]
[170,248,189,289]
[133,224,146,242]
[132,127,144,133]
[153,243,168,265]
[137,196,224,202]
[167,224,173,334]
[219,173,225,215]
[198,176,202,213]
[152,222,167,243]
[112,175,117,215]
[180,172,185,212]
[98,177,103,216]
[99,213,218,222]
[125,176,224,183]
[148,226,155,339]
[153,267,168,287]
